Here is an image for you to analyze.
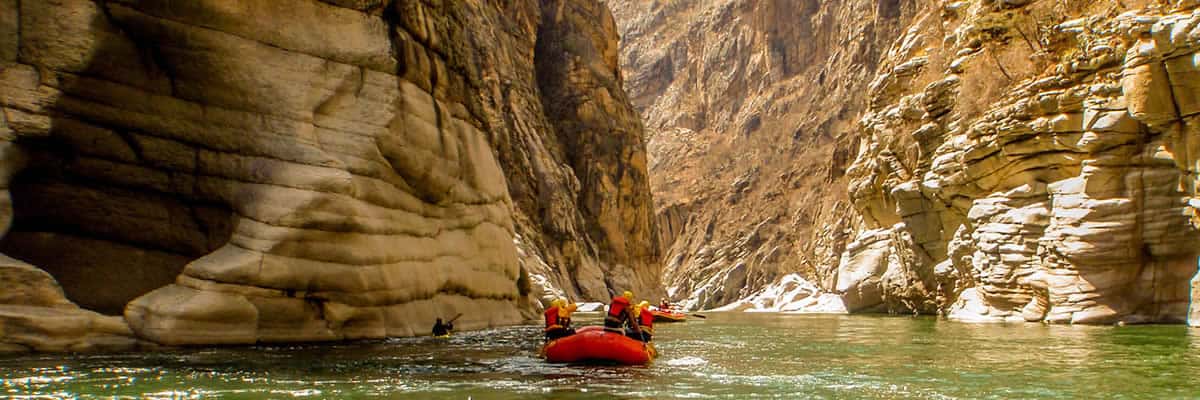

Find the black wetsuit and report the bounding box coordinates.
[432,321,453,336]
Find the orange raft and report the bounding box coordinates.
[650,309,687,322]
[542,326,656,365]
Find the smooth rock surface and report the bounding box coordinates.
[0,0,659,350]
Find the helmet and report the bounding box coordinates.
[622,290,633,300]
[559,302,577,317]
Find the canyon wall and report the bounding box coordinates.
[0,0,658,352]
[615,0,1200,325]
[841,0,1200,325]
[606,0,926,309]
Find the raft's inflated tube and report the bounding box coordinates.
[542,326,654,365]
[650,310,687,322]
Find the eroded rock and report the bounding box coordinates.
[0,0,659,350]
[607,0,923,310]
[842,0,1200,325]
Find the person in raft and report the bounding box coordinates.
[544,299,577,341]
[559,300,578,331]
[659,299,672,311]
[628,301,654,342]
[432,317,454,337]
[605,291,642,338]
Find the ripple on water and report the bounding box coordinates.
[142,389,211,400]
[666,356,708,367]
[668,339,746,350]
[267,388,323,397]
[3,314,1200,399]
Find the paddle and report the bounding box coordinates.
[441,313,463,334]
[432,313,461,338]
[690,313,707,319]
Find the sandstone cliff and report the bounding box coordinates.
[615,0,1200,326]
[0,0,658,352]
[839,0,1200,325]
[606,0,925,309]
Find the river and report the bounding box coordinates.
[2,313,1198,399]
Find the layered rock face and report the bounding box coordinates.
[837,0,1200,325]
[614,0,1200,325]
[0,0,658,351]
[520,0,662,303]
[606,0,925,309]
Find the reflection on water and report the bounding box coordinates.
[2,313,1198,399]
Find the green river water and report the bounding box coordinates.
[2,313,1198,399]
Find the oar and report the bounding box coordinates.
[690,313,707,319]
[447,313,464,323]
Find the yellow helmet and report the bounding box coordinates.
[558,302,577,317]
[631,301,648,317]
[622,290,633,300]
[550,299,564,308]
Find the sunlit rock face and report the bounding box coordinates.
[613,0,1200,324]
[605,0,927,310]
[841,0,1200,324]
[0,0,658,351]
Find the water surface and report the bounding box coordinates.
[3,313,1198,399]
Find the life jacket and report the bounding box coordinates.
[558,305,574,328]
[544,306,561,331]
[607,296,630,320]
[638,307,654,333]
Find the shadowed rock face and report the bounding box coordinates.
[520,0,661,304]
[0,0,658,351]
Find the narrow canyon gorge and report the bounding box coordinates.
[3,0,1200,353]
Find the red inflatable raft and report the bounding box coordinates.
[542,326,656,365]
[650,309,687,322]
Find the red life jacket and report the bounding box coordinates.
[608,296,630,319]
[544,306,561,330]
[639,308,654,330]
